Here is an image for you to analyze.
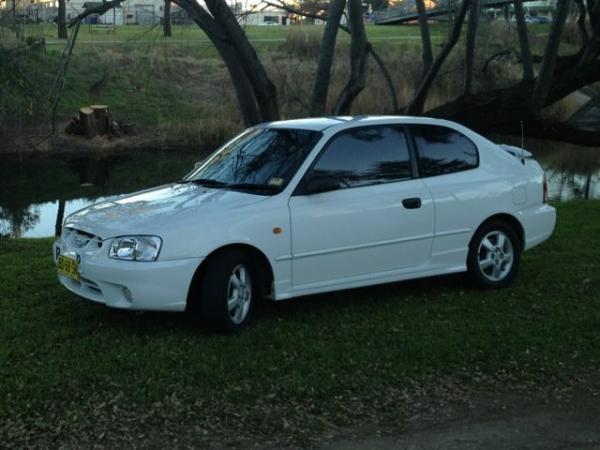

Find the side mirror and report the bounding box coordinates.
[303,174,340,195]
[194,160,204,169]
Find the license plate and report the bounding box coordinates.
[57,255,79,281]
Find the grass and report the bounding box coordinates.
[0,200,599,447]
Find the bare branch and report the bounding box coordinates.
[264,0,398,112]
[68,0,126,27]
[405,0,471,115]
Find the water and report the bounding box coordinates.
[0,138,599,238]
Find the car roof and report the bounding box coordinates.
[263,115,459,132]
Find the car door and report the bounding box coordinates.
[409,124,481,267]
[288,125,435,288]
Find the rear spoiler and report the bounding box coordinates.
[499,144,533,159]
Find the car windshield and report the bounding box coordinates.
[185,127,322,194]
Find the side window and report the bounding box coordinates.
[308,126,412,189]
[412,125,478,177]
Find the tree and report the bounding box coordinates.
[69,0,279,126]
[406,0,471,114]
[58,0,68,39]
[332,0,370,115]
[464,0,479,95]
[163,0,172,37]
[530,0,572,114]
[415,0,433,77]
[513,0,533,82]
[310,0,346,116]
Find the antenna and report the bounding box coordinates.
[520,120,525,165]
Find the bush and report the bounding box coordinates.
[284,28,323,59]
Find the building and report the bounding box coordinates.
[0,0,173,25]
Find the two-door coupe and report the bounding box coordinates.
[54,116,556,331]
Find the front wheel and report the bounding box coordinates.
[467,222,521,288]
[197,250,255,332]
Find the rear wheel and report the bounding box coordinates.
[467,221,520,288]
[197,250,255,332]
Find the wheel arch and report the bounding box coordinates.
[470,213,525,251]
[186,243,275,312]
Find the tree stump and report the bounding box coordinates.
[66,104,119,138]
[79,107,97,138]
[90,104,110,134]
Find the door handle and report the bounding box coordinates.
[402,197,422,209]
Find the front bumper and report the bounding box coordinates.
[53,240,203,312]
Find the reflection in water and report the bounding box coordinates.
[0,138,599,238]
[494,135,600,201]
[0,198,109,238]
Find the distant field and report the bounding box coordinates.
[15,22,549,45]
[18,23,444,45]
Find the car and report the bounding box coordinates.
[53,116,556,331]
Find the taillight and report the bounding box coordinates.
[543,173,548,203]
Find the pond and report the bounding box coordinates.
[1,137,599,238]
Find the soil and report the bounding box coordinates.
[0,122,197,163]
[322,389,600,450]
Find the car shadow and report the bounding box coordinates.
[75,272,470,336]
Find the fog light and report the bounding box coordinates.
[123,287,133,302]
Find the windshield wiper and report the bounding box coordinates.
[226,183,281,193]
[180,178,229,187]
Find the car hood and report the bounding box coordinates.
[64,183,268,238]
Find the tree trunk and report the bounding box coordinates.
[179,0,263,125]
[406,0,470,115]
[332,0,370,115]
[163,0,172,38]
[58,0,68,39]
[464,0,480,95]
[55,200,65,237]
[310,0,346,116]
[513,0,533,82]
[204,0,280,122]
[428,57,600,146]
[574,0,589,45]
[415,0,433,76]
[530,0,572,114]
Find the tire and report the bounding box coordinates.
[197,249,256,332]
[467,221,521,288]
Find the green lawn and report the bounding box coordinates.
[0,200,599,447]
[22,23,451,45]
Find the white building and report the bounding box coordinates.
[0,0,172,25]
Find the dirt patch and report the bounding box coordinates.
[0,123,205,163]
[322,389,600,450]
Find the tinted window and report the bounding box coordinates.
[412,125,478,177]
[308,126,412,189]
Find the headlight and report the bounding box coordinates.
[109,236,162,262]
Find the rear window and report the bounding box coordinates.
[412,125,478,177]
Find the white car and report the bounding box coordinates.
[54,116,556,331]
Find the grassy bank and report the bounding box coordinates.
[0,200,599,447]
[2,21,570,152]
